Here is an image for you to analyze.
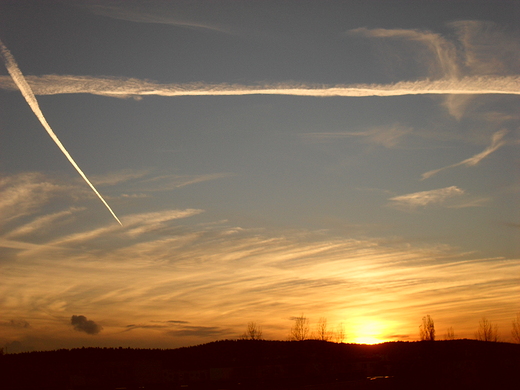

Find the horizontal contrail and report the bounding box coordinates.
[0,39,122,226]
[0,74,519,98]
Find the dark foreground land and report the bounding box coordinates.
[1,339,519,390]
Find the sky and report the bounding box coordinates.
[0,0,519,352]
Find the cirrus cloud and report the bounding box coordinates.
[388,186,465,210]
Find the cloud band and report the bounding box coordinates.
[1,75,519,99]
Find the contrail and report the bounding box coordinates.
[0,39,122,226]
[1,74,520,98]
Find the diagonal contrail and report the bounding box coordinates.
[0,39,122,226]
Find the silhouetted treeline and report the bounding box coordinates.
[1,339,519,390]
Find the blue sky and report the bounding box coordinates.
[0,0,519,352]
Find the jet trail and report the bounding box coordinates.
[0,39,122,226]
[1,74,520,98]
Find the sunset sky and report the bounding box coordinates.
[1,0,519,352]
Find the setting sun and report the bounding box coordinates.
[351,336,384,345]
[349,320,391,344]
[0,0,518,354]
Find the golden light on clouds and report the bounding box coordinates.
[1,3,519,353]
[1,172,518,350]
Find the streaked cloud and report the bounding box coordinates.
[83,1,233,34]
[351,21,520,119]
[1,4,518,351]
[303,125,413,148]
[0,173,75,224]
[90,170,149,186]
[138,173,235,191]
[349,27,460,79]
[2,218,518,346]
[166,326,232,338]
[0,319,30,328]
[421,129,508,179]
[388,186,465,209]
[451,20,520,76]
[5,207,85,239]
[0,171,518,348]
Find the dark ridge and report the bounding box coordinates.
[1,339,519,389]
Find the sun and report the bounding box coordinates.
[351,336,384,345]
[349,320,390,344]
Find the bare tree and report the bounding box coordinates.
[313,317,332,341]
[289,314,310,341]
[475,317,499,342]
[444,326,455,340]
[511,313,520,344]
[334,322,346,343]
[240,321,263,340]
[419,315,435,341]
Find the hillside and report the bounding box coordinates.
[1,339,519,389]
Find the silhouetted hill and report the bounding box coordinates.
[1,339,519,389]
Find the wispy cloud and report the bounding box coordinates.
[0,173,74,224]
[83,1,233,34]
[0,172,512,339]
[90,170,149,186]
[350,22,520,119]
[349,27,460,79]
[5,207,84,239]
[2,208,518,345]
[388,186,465,210]
[138,173,234,191]
[0,39,122,225]
[0,319,30,328]
[166,326,232,338]
[421,129,508,179]
[31,208,204,249]
[451,20,520,76]
[303,125,413,148]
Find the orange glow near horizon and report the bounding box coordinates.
[351,336,385,345]
[349,320,391,344]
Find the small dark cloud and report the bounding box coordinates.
[124,324,167,332]
[124,320,190,332]
[386,334,410,340]
[1,319,30,328]
[149,320,190,324]
[71,315,102,335]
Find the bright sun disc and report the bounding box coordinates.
[352,336,384,345]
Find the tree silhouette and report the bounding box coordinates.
[334,322,346,343]
[241,321,263,340]
[419,315,435,341]
[313,317,332,341]
[444,326,455,340]
[511,313,520,344]
[289,314,309,341]
[475,317,499,342]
